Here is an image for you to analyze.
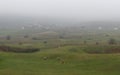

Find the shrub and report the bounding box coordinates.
[69,48,78,52]
[0,46,40,53]
[108,38,117,45]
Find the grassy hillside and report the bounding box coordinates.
[0,45,120,75]
[0,24,120,75]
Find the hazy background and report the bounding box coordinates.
[0,0,120,21]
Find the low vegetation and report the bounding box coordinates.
[0,46,40,53]
[0,25,120,75]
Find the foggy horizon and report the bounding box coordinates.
[0,0,120,22]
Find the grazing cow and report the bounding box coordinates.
[57,57,65,64]
[60,60,65,64]
[43,57,48,60]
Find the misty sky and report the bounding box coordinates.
[0,0,120,21]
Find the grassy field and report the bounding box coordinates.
[0,28,120,75]
[0,45,120,75]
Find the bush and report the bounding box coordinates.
[108,38,117,45]
[0,46,40,53]
[69,48,78,52]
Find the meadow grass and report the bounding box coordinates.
[0,45,120,75]
[0,29,120,75]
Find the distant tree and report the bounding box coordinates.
[105,34,110,37]
[79,36,82,39]
[43,41,47,44]
[95,42,99,45]
[24,35,29,38]
[59,36,64,39]
[81,26,85,29]
[84,40,87,44]
[18,42,23,45]
[108,38,117,45]
[69,48,78,52]
[32,37,37,40]
[6,35,11,40]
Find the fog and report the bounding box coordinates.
[0,0,120,21]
